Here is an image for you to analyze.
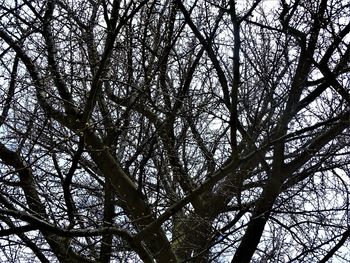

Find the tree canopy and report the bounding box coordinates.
[0,0,350,262]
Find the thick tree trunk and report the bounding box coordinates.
[231,170,285,262]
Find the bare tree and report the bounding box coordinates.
[0,0,350,262]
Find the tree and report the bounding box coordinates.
[0,0,349,262]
